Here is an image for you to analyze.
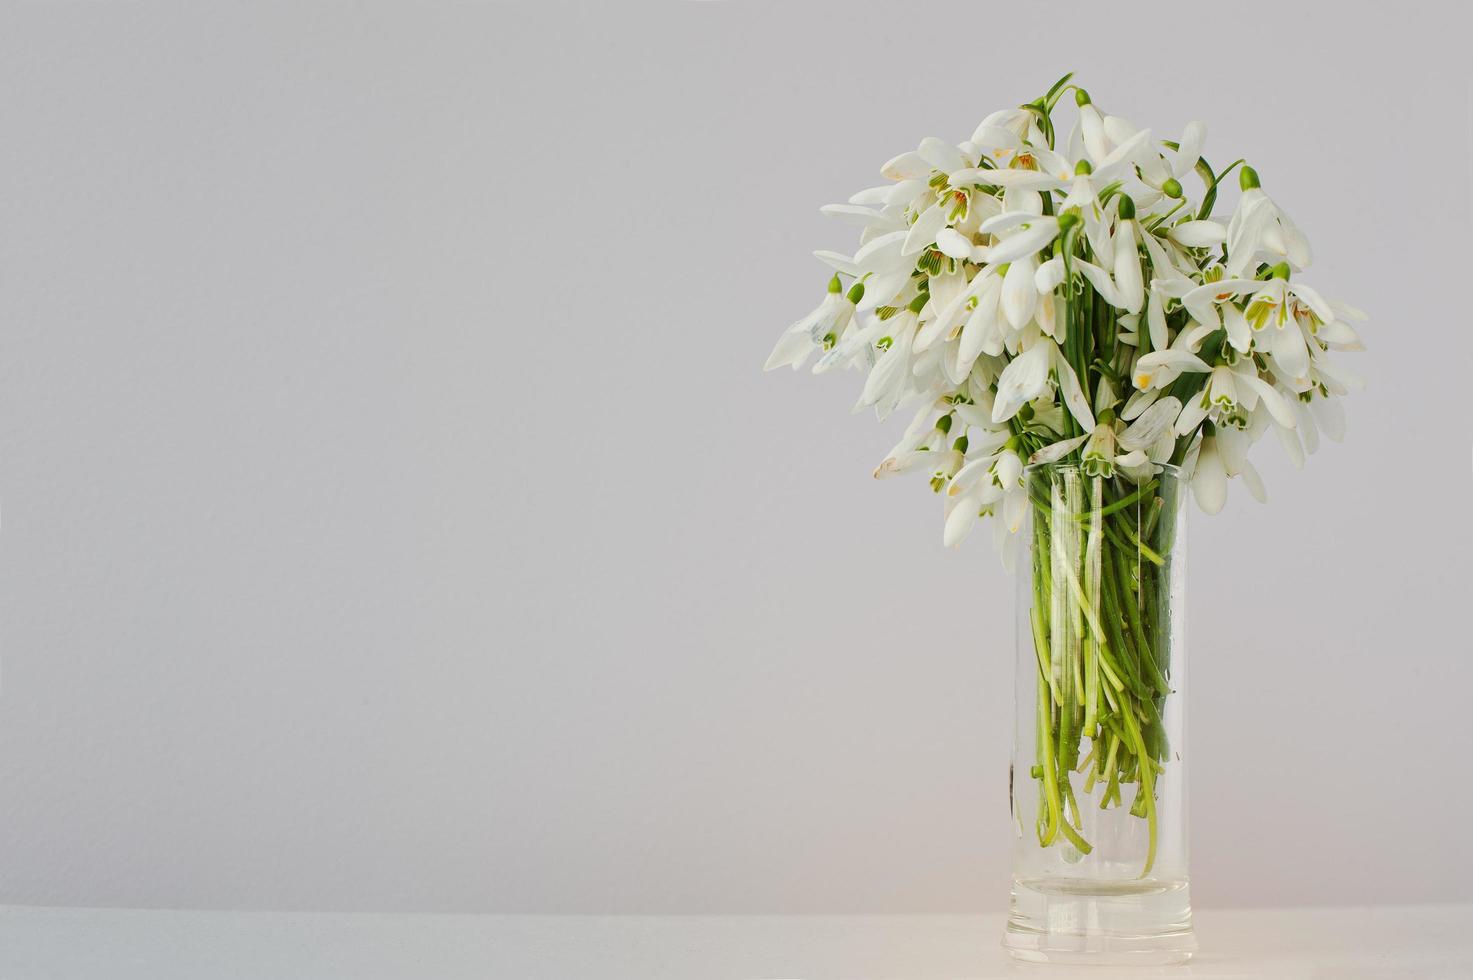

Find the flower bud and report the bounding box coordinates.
[1074,160,1093,176]
[1116,195,1136,220]
[952,435,969,453]
[1162,177,1183,199]
[1239,165,1261,191]
[1074,88,1091,107]
[827,274,842,294]
[845,281,865,305]
[935,414,953,434]
[1269,262,1291,280]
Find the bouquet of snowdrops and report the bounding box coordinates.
[765,74,1364,869]
[766,72,1364,547]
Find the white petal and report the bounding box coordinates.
[936,227,973,260]
[1137,348,1211,376]
[1112,221,1144,314]
[1035,256,1065,292]
[881,151,931,181]
[1174,121,1206,178]
[1003,488,1028,532]
[1222,303,1252,353]
[1095,128,1152,179]
[1119,396,1183,451]
[1215,425,1249,475]
[1002,188,1043,216]
[1169,220,1228,248]
[1174,390,1210,436]
[1001,256,1039,329]
[1103,115,1139,145]
[1146,288,1169,352]
[1053,347,1096,431]
[1268,321,1311,386]
[1075,259,1124,307]
[979,210,1040,235]
[764,329,816,371]
[902,201,950,256]
[848,185,892,206]
[979,218,1060,265]
[1029,434,1090,465]
[813,250,859,277]
[1170,320,1212,353]
[1191,439,1227,515]
[1316,319,1365,351]
[855,271,908,313]
[1310,396,1346,442]
[991,342,1052,422]
[1241,459,1267,503]
[886,179,927,208]
[1080,104,1110,162]
[1288,282,1334,322]
[1121,386,1161,421]
[917,136,968,175]
[853,230,908,273]
[1236,372,1297,430]
[943,488,983,548]
[1274,422,1305,469]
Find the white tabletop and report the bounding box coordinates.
[0,903,1469,979]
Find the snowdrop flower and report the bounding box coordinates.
[976,211,1061,265]
[1225,167,1311,277]
[945,440,1029,544]
[1241,267,1337,389]
[764,277,862,371]
[1139,120,1207,192]
[1190,433,1229,515]
[1081,421,1147,478]
[851,230,916,313]
[1168,219,1228,250]
[992,338,1094,431]
[856,296,928,419]
[1111,196,1145,314]
[1119,395,1184,472]
[1131,349,1211,391]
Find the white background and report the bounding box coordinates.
[0,3,1469,913]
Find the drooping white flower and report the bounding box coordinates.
[1131,349,1212,391]
[1225,167,1312,277]
[1168,220,1228,249]
[1081,422,1147,478]
[851,230,915,312]
[765,277,860,371]
[977,212,1060,265]
[857,309,920,419]
[1190,433,1228,515]
[991,339,1094,431]
[1139,120,1207,191]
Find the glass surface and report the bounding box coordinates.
[1005,462,1195,965]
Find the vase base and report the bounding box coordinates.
[1004,876,1195,965]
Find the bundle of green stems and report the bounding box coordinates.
[1025,469,1180,874]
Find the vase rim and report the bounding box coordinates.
[1023,460,1183,477]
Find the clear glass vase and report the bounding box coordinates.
[1004,461,1195,965]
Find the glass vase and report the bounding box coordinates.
[1004,461,1195,965]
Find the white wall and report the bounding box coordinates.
[0,2,1469,913]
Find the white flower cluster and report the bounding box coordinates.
[766,76,1365,548]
